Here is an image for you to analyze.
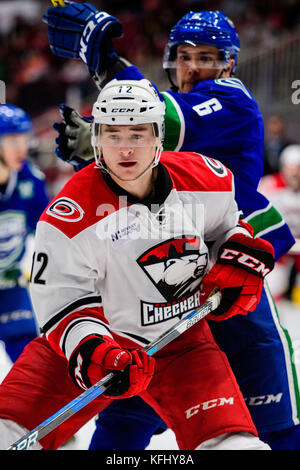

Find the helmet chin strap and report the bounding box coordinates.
[166,69,179,92]
[216,61,231,78]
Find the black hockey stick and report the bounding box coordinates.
[8,290,221,450]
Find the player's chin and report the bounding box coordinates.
[12,160,25,171]
[117,161,138,174]
[181,82,196,93]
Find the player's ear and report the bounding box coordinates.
[220,58,235,78]
[226,58,235,77]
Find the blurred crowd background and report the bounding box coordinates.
[0,0,299,192]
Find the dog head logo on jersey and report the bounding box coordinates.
[137,236,208,326]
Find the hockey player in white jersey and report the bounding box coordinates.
[43,7,300,451]
[0,79,274,450]
[260,145,300,303]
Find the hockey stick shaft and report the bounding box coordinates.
[8,291,221,450]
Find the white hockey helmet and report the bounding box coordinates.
[279,145,300,190]
[91,79,165,171]
[279,145,300,167]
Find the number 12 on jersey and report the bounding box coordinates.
[30,251,48,285]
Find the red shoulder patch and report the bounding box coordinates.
[40,164,123,238]
[46,197,85,222]
[161,151,233,192]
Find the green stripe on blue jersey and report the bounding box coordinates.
[161,92,185,151]
[245,203,285,238]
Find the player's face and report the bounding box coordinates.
[100,124,158,198]
[282,163,300,191]
[0,133,29,171]
[176,44,231,93]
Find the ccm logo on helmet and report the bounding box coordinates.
[112,108,135,113]
[220,248,271,276]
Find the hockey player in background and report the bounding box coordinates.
[0,79,274,450]
[0,105,48,363]
[42,3,300,450]
[259,145,300,304]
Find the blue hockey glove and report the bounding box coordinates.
[43,1,123,73]
[53,104,94,171]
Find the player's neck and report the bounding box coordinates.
[110,168,157,200]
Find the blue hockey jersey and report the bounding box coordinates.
[0,161,49,282]
[114,66,294,260]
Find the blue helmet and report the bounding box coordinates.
[163,11,240,74]
[0,104,32,135]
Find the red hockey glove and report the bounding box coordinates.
[68,335,155,397]
[202,233,275,321]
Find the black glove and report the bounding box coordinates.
[53,104,94,171]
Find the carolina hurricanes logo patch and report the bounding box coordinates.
[201,155,227,177]
[137,236,208,326]
[46,197,84,222]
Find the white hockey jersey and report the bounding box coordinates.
[30,151,247,360]
[259,174,300,240]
